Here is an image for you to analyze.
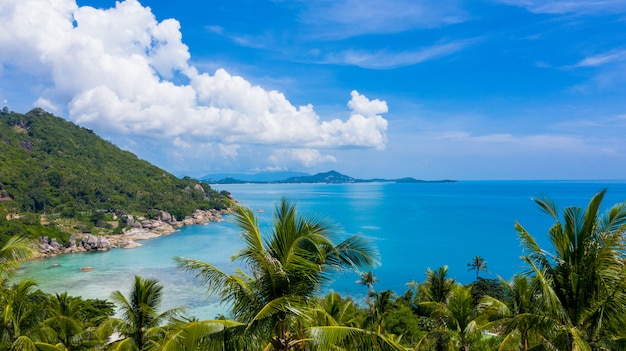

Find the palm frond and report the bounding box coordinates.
[173,257,235,297]
[532,196,560,221]
[581,190,606,238]
[309,326,406,351]
[598,202,626,233]
[523,257,568,324]
[331,234,380,270]
[568,326,591,351]
[107,336,137,351]
[249,296,306,324]
[516,222,547,261]
[0,236,33,282]
[158,319,245,351]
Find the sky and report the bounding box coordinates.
[1,0,626,180]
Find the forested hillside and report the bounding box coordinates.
[0,108,230,245]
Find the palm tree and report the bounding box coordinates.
[306,292,407,351]
[104,276,181,351]
[516,190,626,350]
[480,275,547,351]
[368,290,396,333]
[312,291,363,328]
[175,199,379,351]
[412,267,457,351]
[358,271,378,307]
[42,292,103,351]
[418,284,485,351]
[419,266,455,303]
[467,256,488,280]
[0,279,53,350]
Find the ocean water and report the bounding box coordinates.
[17,181,626,319]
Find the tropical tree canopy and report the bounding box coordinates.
[2,192,625,351]
[105,276,181,351]
[515,189,626,351]
[175,198,379,350]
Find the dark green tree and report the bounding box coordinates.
[42,292,104,351]
[0,280,50,349]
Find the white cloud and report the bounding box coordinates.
[300,0,467,39]
[269,149,337,167]
[430,130,591,152]
[348,90,387,117]
[218,144,240,159]
[498,0,626,15]
[32,97,59,113]
[0,0,388,171]
[574,50,626,67]
[323,39,475,69]
[173,137,191,149]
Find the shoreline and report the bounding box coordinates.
[34,208,230,259]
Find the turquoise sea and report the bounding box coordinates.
[17,181,626,319]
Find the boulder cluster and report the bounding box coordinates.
[37,208,228,256]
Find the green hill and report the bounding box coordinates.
[0,108,230,245]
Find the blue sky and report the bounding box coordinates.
[1,0,626,180]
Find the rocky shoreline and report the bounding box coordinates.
[35,208,229,258]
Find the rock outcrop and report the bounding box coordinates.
[36,208,228,257]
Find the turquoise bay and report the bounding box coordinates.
[18,181,626,319]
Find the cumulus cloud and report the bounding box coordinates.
[0,0,388,170]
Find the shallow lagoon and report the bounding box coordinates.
[18,181,626,319]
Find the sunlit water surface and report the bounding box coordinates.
[18,181,626,319]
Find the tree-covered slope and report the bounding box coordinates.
[0,108,230,243]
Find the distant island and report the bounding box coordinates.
[202,170,457,184]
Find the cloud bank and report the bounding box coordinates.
[0,0,388,172]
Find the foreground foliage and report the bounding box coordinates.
[513,189,626,350]
[175,198,382,350]
[0,191,624,350]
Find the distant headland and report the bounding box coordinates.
[202,170,457,185]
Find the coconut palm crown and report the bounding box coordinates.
[516,189,626,350]
[467,256,488,279]
[175,198,379,350]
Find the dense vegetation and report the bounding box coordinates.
[0,108,230,245]
[1,108,625,350]
[1,192,624,350]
